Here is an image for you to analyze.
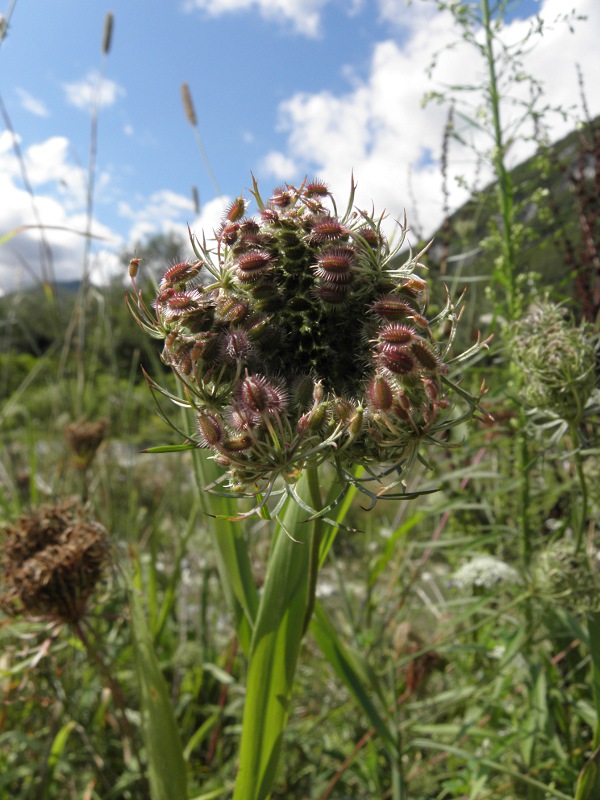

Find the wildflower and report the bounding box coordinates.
[510,301,597,424]
[533,538,600,614]
[128,176,486,513]
[0,502,110,623]
[452,555,522,592]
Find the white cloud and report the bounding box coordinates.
[119,189,197,245]
[260,150,298,180]
[0,133,121,293]
[63,70,125,111]
[183,0,329,37]
[259,0,600,237]
[16,88,49,118]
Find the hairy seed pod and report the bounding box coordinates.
[317,282,349,305]
[371,295,415,322]
[355,225,379,249]
[379,347,416,375]
[240,374,271,413]
[216,295,248,323]
[222,330,252,362]
[128,257,141,278]
[260,207,280,225]
[307,402,329,432]
[347,407,364,438]
[219,222,239,245]
[237,250,273,278]
[190,332,220,363]
[310,217,349,242]
[222,435,253,453]
[368,375,394,412]
[378,323,416,345]
[226,197,248,223]
[197,411,222,446]
[270,187,293,208]
[314,247,356,283]
[304,178,329,197]
[161,261,199,288]
[411,339,439,371]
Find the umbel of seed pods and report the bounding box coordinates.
[133,178,477,498]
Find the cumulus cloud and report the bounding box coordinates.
[260,150,298,180]
[119,189,197,245]
[16,88,49,118]
[260,0,600,236]
[63,70,125,111]
[183,0,329,37]
[0,132,121,293]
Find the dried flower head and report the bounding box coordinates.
[128,176,487,515]
[65,418,107,470]
[1,502,110,623]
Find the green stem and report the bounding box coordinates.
[518,409,532,571]
[481,0,517,320]
[233,468,322,800]
[569,421,588,556]
[303,466,325,634]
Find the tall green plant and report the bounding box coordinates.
[129,176,485,798]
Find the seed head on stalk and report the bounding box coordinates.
[128,176,488,521]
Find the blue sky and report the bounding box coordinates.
[0,0,598,292]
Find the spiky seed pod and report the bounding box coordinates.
[304,179,330,198]
[411,338,440,371]
[371,295,416,321]
[313,247,356,283]
[270,187,294,208]
[161,261,200,288]
[309,217,349,243]
[198,411,222,446]
[222,434,253,453]
[379,347,416,376]
[355,225,380,249]
[226,197,249,223]
[317,281,350,305]
[377,323,416,346]
[130,176,486,506]
[219,222,239,245]
[191,332,220,363]
[163,290,202,319]
[221,330,252,363]
[236,250,273,281]
[240,374,275,413]
[368,375,394,412]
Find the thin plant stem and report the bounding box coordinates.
[303,465,325,634]
[569,421,589,556]
[481,0,517,321]
[71,618,143,775]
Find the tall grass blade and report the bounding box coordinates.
[311,600,400,757]
[128,581,188,800]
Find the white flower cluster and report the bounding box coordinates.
[452,555,521,592]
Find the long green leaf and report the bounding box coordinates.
[311,600,399,757]
[129,583,188,800]
[191,449,258,655]
[232,470,317,800]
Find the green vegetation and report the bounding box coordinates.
[1,2,599,799]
